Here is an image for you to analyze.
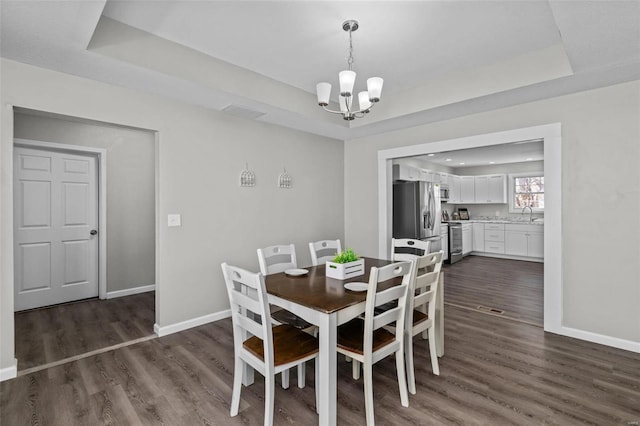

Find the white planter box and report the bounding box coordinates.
[326,259,365,280]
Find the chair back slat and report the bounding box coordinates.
[374,284,407,307]
[309,239,342,266]
[221,263,273,366]
[373,306,403,330]
[257,244,297,275]
[391,238,431,259]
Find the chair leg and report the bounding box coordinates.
[428,327,440,376]
[405,332,417,395]
[314,357,319,414]
[363,360,375,426]
[352,359,361,380]
[395,350,410,408]
[282,369,289,389]
[298,362,306,388]
[231,358,243,416]
[264,373,275,426]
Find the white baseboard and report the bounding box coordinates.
[0,358,18,382]
[154,309,231,337]
[106,284,155,299]
[554,326,640,353]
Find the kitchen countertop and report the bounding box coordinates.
[444,218,544,225]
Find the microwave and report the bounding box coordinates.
[440,185,449,201]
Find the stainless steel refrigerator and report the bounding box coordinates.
[393,181,441,251]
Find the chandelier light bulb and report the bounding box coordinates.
[316,82,331,106]
[358,91,372,111]
[367,77,384,102]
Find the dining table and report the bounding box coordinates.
[254,256,444,426]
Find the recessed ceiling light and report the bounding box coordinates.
[489,161,495,164]
[427,153,435,157]
[459,162,465,165]
[445,158,452,162]
[526,157,533,161]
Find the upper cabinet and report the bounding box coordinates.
[392,164,420,181]
[393,165,507,205]
[459,176,475,203]
[474,174,507,203]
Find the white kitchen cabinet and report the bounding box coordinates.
[449,175,461,203]
[505,224,544,258]
[462,223,472,255]
[472,223,484,252]
[474,174,506,203]
[440,224,449,261]
[527,232,544,258]
[487,174,507,203]
[484,223,505,254]
[459,176,475,203]
[393,164,420,181]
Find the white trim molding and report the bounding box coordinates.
[555,327,640,354]
[0,358,18,382]
[154,309,231,337]
[377,123,563,340]
[106,284,155,299]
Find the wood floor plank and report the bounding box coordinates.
[15,292,156,371]
[3,260,640,425]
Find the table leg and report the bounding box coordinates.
[435,272,444,357]
[318,313,337,426]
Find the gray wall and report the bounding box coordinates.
[14,112,156,293]
[0,59,345,370]
[344,80,640,344]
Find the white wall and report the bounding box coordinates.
[14,111,156,293]
[345,81,640,346]
[0,59,344,372]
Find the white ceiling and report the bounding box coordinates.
[1,1,639,142]
[414,140,544,169]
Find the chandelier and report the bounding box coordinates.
[316,20,383,121]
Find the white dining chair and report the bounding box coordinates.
[257,244,297,275]
[221,263,319,426]
[257,243,313,388]
[337,261,412,425]
[403,250,444,394]
[308,239,342,266]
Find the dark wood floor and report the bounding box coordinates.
[3,304,639,425]
[14,292,155,371]
[443,255,544,326]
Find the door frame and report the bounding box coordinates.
[14,138,108,300]
[377,123,562,336]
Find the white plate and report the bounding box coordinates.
[284,268,309,276]
[344,282,368,292]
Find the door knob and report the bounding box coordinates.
[90,229,98,235]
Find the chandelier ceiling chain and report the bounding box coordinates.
[316,19,383,121]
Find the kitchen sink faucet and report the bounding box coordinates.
[522,206,533,223]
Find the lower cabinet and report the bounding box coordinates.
[472,223,484,252]
[462,223,472,255]
[505,224,544,258]
[483,223,505,254]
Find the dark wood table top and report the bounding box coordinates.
[265,257,396,314]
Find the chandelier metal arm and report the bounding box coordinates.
[321,99,378,120]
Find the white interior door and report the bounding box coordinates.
[14,146,99,311]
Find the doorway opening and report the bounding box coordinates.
[12,108,158,374]
[378,123,562,335]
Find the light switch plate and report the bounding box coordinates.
[168,214,181,227]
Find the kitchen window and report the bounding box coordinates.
[509,172,544,212]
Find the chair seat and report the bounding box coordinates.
[271,308,313,329]
[337,318,395,355]
[412,309,429,325]
[243,324,318,366]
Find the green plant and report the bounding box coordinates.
[332,248,360,264]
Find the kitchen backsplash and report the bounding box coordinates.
[442,203,543,220]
